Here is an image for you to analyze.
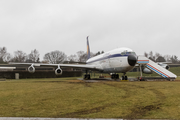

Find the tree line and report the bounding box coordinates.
[0,47,104,64]
[144,51,180,64]
[0,47,179,64]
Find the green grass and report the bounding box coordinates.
[0,78,180,119]
[169,67,180,76]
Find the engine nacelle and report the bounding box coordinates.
[55,67,63,76]
[28,65,35,73]
[158,63,170,70]
[143,68,152,74]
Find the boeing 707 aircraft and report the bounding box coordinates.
[9,37,177,80]
[9,37,137,80]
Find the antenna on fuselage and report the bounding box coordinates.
[87,36,91,60]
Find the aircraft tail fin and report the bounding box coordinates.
[87,36,91,60]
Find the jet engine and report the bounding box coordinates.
[55,66,63,76]
[158,63,170,70]
[143,68,152,74]
[28,65,35,73]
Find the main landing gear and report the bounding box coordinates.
[84,70,91,80]
[111,74,119,79]
[84,74,91,80]
[111,73,128,80]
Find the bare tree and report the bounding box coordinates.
[43,50,67,64]
[90,52,95,57]
[77,51,87,62]
[27,49,40,63]
[11,50,27,62]
[95,51,101,56]
[155,52,161,60]
[144,52,148,58]
[171,55,179,64]
[0,47,12,63]
[0,47,6,62]
[164,55,171,62]
[3,53,12,62]
[68,54,78,62]
[149,51,153,58]
[148,51,156,61]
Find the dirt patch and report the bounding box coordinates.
[58,103,116,118]
[33,81,66,83]
[102,83,139,98]
[68,81,93,87]
[103,83,166,119]
[123,88,165,119]
[149,89,166,100]
[124,103,161,119]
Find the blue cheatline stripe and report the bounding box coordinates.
[87,54,128,64]
[137,61,149,63]
[146,64,168,78]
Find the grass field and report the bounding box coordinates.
[0,78,180,119]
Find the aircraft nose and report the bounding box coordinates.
[128,55,137,66]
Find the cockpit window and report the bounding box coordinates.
[121,51,136,56]
[129,52,136,55]
[121,50,127,55]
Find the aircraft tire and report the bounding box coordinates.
[111,74,114,79]
[116,74,119,79]
[88,74,91,79]
[84,74,90,80]
[84,75,87,79]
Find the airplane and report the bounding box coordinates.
[9,36,177,80]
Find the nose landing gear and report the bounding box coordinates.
[122,76,128,80]
[122,73,128,80]
[111,73,128,80]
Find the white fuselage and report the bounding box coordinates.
[86,47,137,73]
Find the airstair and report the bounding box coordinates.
[137,56,177,80]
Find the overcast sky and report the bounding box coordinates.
[0,0,180,60]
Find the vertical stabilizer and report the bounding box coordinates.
[87,36,91,60]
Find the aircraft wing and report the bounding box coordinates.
[0,67,16,70]
[9,63,101,71]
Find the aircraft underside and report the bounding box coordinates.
[83,66,134,80]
